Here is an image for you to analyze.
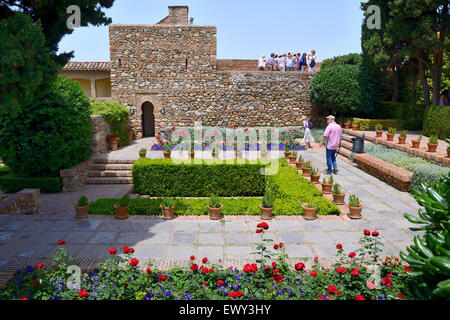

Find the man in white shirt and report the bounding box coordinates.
[258,55,266,71]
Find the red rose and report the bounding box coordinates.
[209,268,214,273]
[382,277,393,287]
[202,268,208,274]
[273,244,279,250]
[272,262,277,268]
[123,283,128,288]
[35,263,43,269]
[354,295,365,300]
[129,258,139,267]
[327,285,337,294]
[351,268,360,276]
[123,246,134,254]
[109,248,117,255]
[190,255,195,260]
[372,231,379,237]
[257,222,269,230]
[146,267,152,275]
[217,280,225,287]
[33,281,40,287]
[311,271,318,277]
[364,230,371,236]
[78,290,88,298]
[336,244,343,249]
[202,257,208,263]
[314,257,318,263]
[158,275,167,282]
[20,298,28,300]
[397,293,406,298]
[295,263,305,271]
[191,264,199,272]
[256,229,262,234]
[348,252,356,258]
[273,268,279,275]
[336,267,347,274]
[57,240,66,245]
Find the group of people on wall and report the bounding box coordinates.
[258,50,317,72]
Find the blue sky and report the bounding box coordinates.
[58,0,365,62]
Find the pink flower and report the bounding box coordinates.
[367,282,376,290]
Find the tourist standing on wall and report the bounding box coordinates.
[286,53,295,71]
[301,53,307,72]
[301,116,315,149]
[296,53,301,71]
[258,55,266,71]
[278,54,286,72]
[268,53,275,71]
[319,115,342,175]
[308,50,317,72]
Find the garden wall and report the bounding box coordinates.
[0,189,40,215]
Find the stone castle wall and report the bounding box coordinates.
[109,23,321,138]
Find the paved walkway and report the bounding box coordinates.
[0,147,423,283]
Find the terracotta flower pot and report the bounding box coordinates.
[260,151,268,158]
[310,173,321,184]
[386,133,395,142]
[208,206,223,220]
[352,125,359,131]
[332,193,346,205]
[114,204,129,220]
[339,122,344,128]
[284,151,291,159]
[190,152,195,159]
[259,205,274,220]
[163,152,171,159]
[427,143,438,153]
[398,136,406,145]
[139,152,146,158]
[108,141,118,151]
[289,155,297,164]
[411,140,420,149]
[348,205,363,220]
[302,167,311,177]
[295,161,304,170]
[302,204,318,220]
[212,152,217,158]
[321,183,333,194]
[160,205,176,220]
[74,205,89,219]
[375,131,383,138]
[344,123,351,129]
[447,149,450,158]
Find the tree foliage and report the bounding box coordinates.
[0,12,58,115]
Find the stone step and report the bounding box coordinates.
[340,140,353,151]
[86,177,133,185]
[89,170,132,178]
[90,163,134,171]
[91,158,136,164]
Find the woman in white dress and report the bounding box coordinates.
[301,115,314,149]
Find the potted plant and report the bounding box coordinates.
[114,195,130,220]
[446,139,450,158]
[398,130,408,144]
[160,198,176,220]
[190,144,195,159]
[348,194,363,219]
[126,128,134,142]
[260,191,275,220]
[301,160,312,177]
[139,148,147,158]
[295,155,304,170]
[351,123,359,131]
[427,135,439,153]
[321,176,334,194]
[375,124,383,138]
[163,144,171,159]
[386,127,396,142]
[106,135,120,151]
[212,146,219,158]
[344,120,351,129]
[411,135,422,149]
[74,195,89,219]
[332,184,346,205]
[289,151,297,164]
[310,167,321,184]
[284,144,291,159]
[301,203,318,220]
[208,195,223,220]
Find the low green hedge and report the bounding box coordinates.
[0,166,11,177]
[0,173,62,193]
[378,102,426,130]
[89,198,263,216]
[351,118,405,131]
[422,106,450,140]
[132,159,266,197]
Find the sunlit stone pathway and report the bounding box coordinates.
[0,148,423,286]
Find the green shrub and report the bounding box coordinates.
[320,53,362,70]
[0,166,11,177]
[262,191,275,208]
[132,159,266,197]
[0,174,61,193]
[375,123,383,131]
[378,102,426,130]
[422,106,450,140]
[352,118,404,131]
[91,101,130,147]
[309,64,379,117]
[0,76,92,177]
[161,198,175,208]
[77,196,89,207]
[117,195,130,208]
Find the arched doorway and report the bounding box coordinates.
[141,102,155,137]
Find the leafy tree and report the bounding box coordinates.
[0,0,115,66]
[0,12,58,115]
[321,53,362,70]
[0,76,93,177]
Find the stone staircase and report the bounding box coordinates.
[86,158,134,185]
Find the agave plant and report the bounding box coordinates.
[401,173,450,300]
[332,184,342,195]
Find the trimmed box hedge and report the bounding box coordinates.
[422,106,450,140]
[351,118,405,131]
[0,173,62,193]
[132,159,266,197]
